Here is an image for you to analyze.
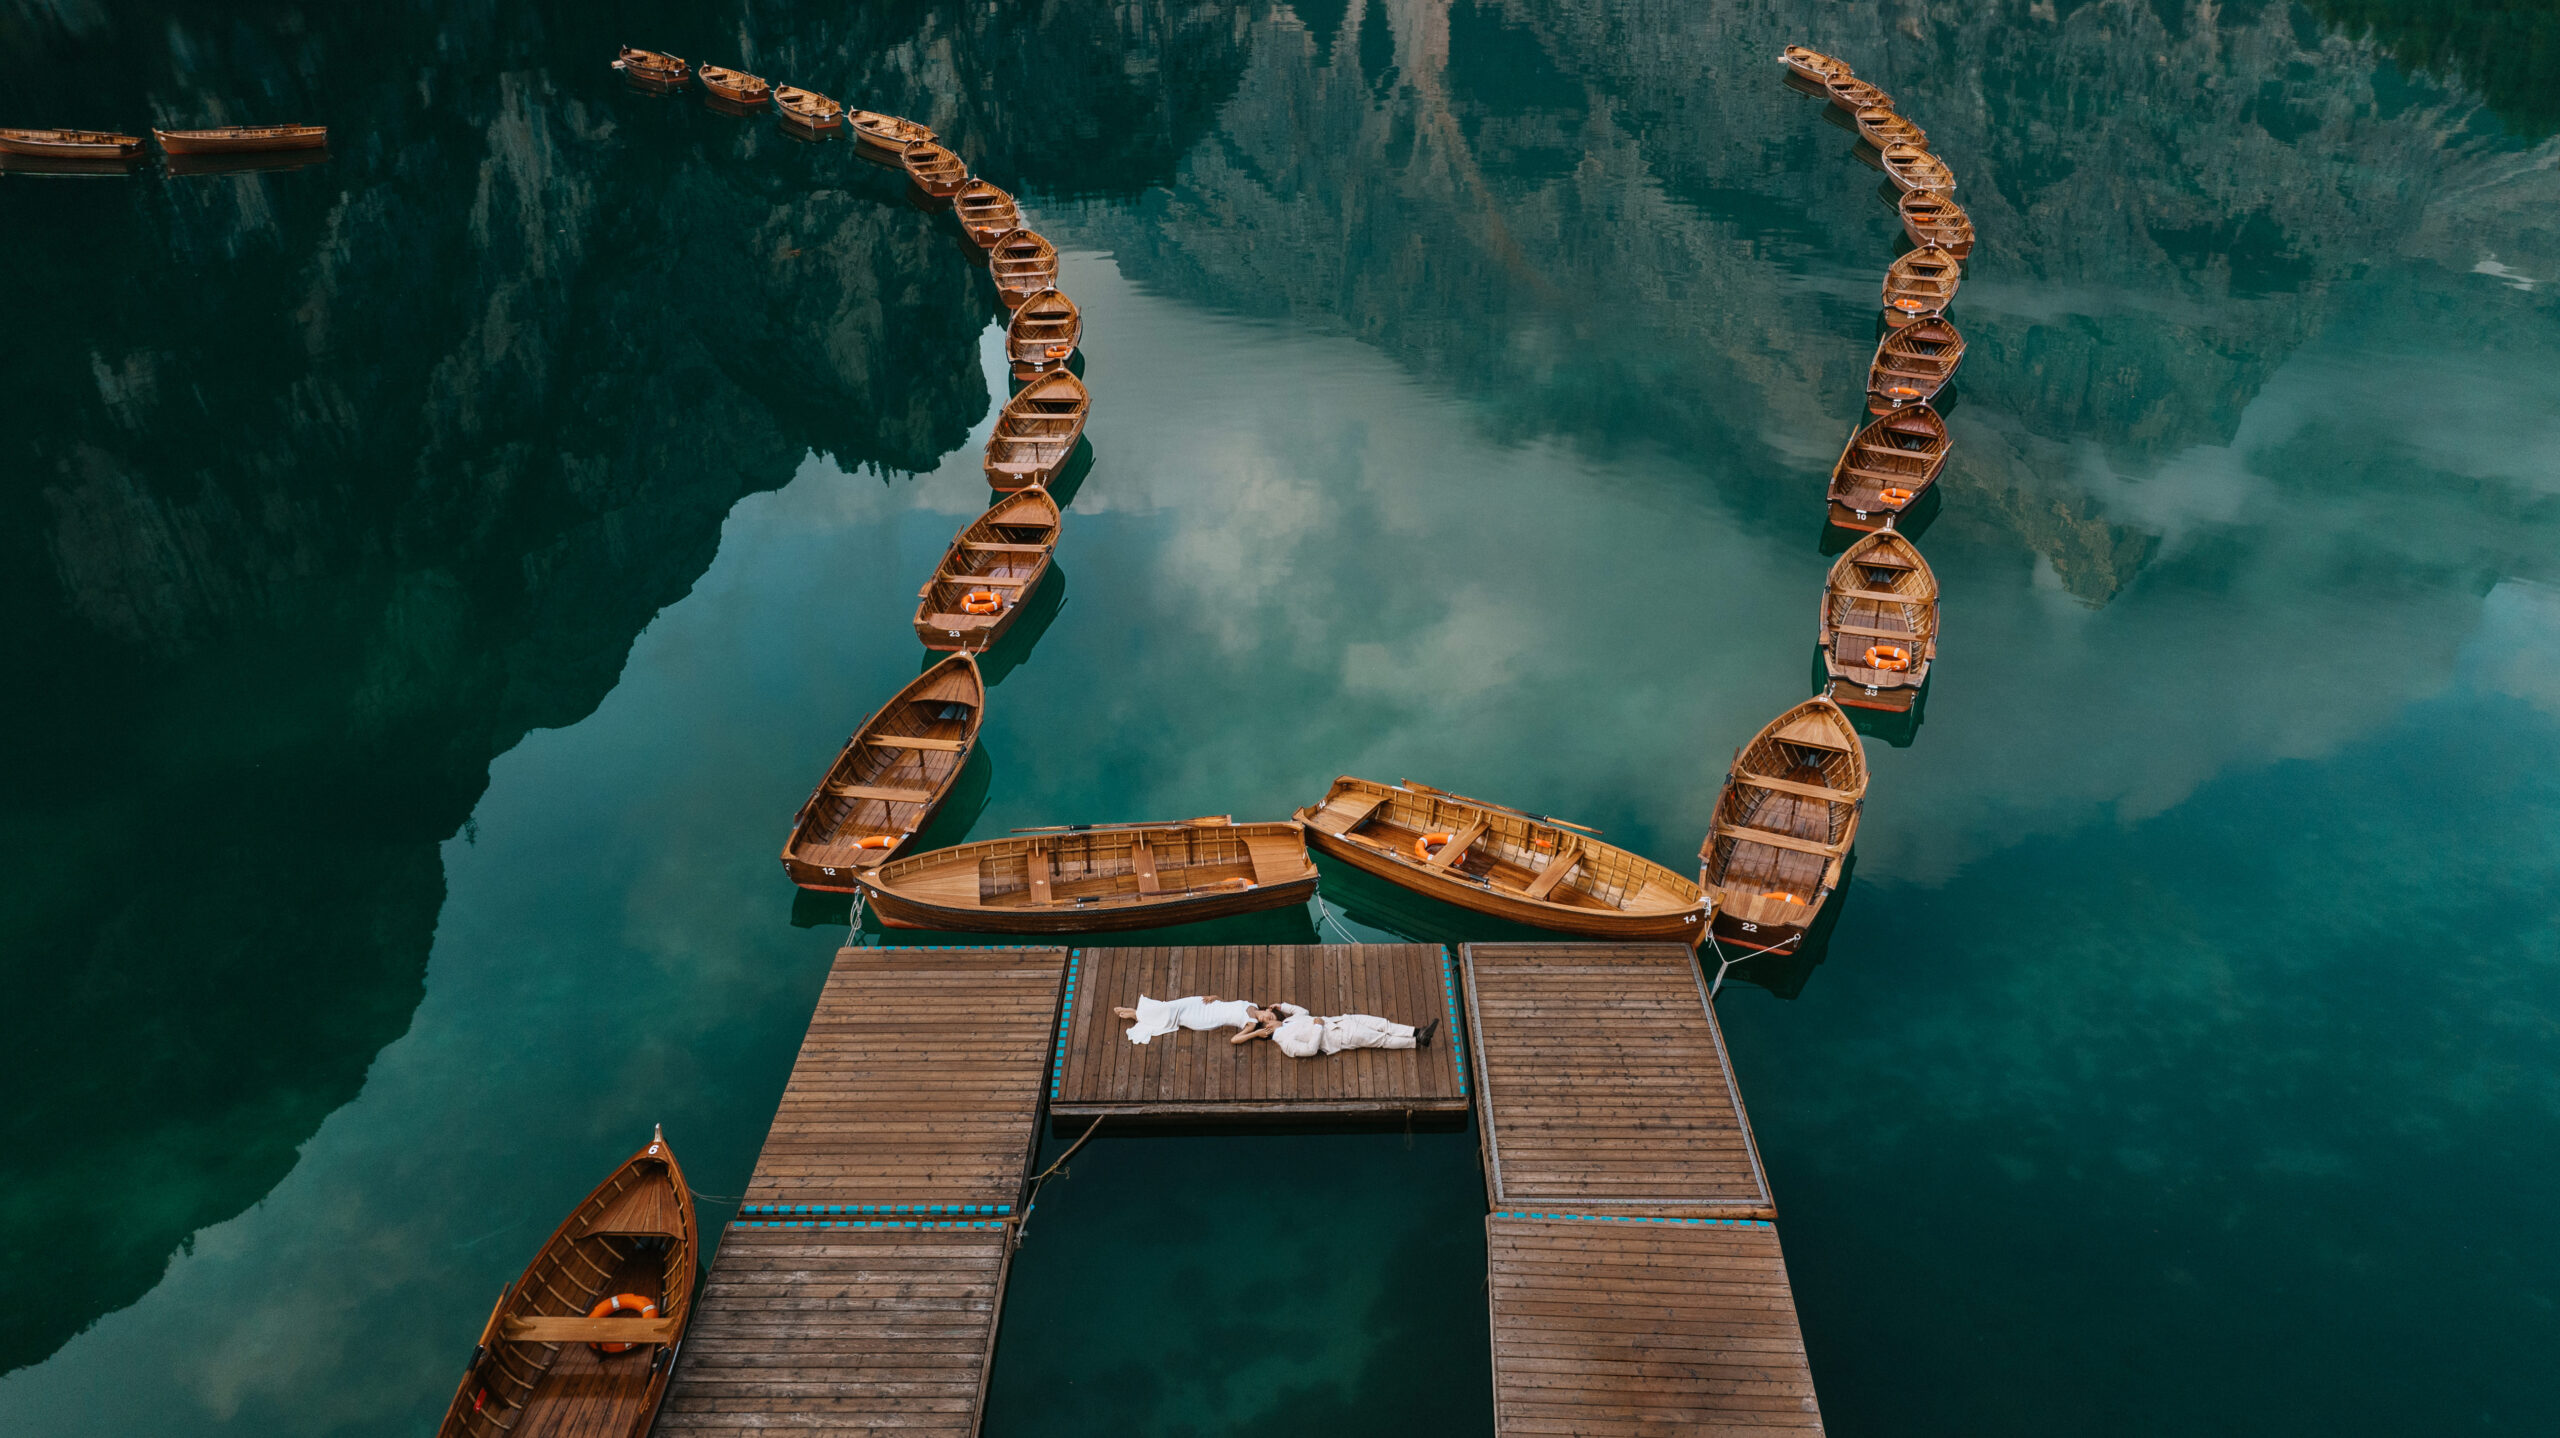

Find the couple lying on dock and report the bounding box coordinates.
[1115,995,1436,1056]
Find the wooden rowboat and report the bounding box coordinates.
[1826,405,1949,531]
[1295,778,1712,944]
[1778,46,1854,84]
[899,139,969,197]
[1866,316,1965,414]
[781,655,984,890]
[152,125,327,155]
[614,48,690,91]
[0,128,143,159]
[953,179,1020,248]
[855,818,1319,933]
[987,228,1060,307]
[1855,107,1926,151]
[1005,288,1081,378]
[914,490,1060,651]
[697,66,771,109]
[1699,699,1867,955]
[436,1128,696,1438]
[1880,140,1955,194]
[984,370,1089,491]
[1882,243,1961,327]
[1899,190,1974,258]
[1821,530,1940,712]
[774,87,844,134]
[1827,75,1892,112]
[851,110,935,154]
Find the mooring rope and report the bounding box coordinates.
[1012,1115,1106,1248]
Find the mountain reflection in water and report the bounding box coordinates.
[2,0,2556,1434]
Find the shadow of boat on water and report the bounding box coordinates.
[1704,854,1856,1002]
[164,148,332,178]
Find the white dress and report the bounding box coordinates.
[1124,995,1261,1043]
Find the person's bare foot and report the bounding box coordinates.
[1113,1006,1138,1019]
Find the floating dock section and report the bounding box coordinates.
[660,939,1822,1435]
[658,945,1068,1436]
[1463,942,1823,1434]
[1049,943,1469,1122]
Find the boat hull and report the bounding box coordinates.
[1,131,142,159]
[155,127,328,155]
[1304,827,1708,944]
[860,872,1318,933]
[1827,675,1922,712]
[1827,498,1919,532]
[1709,907,1813,955]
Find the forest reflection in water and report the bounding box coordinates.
[2,0,2556,1433]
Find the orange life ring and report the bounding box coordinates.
[961,589,1003,615]
[1879,486,1916,506]
[856,835,896,850]
[586,1293,659,1353]
[1762,890,1803,904]
[1412,831,1455,862]
[1044,343,1073,358]
[1891,297,1926,312]
[1884,384,1921,399]
[1864,644,1912,671]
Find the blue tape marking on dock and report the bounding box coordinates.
[738,1202,1019,1218]
[731,1219,1009,1231]
[1491,1211,1774,1229]
[1439,945,1468,1096]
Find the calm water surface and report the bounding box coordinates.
[4,1,2556,1433]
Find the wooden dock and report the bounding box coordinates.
[1485,1213,1823,1434]
[1463,942,1820,1435]
[1464,942,1774,1218]
[659,945,1068,1435]
[1049,943,1470,1121]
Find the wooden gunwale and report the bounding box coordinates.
[1865,315,1965,413]
[854,821,1318,933]
[1880,139,1956,194]
[986,227,1061,307]
[0,128,144,158]
[1881,242,1961,328]
[1776,46,1853,84]
[696,66,771,108]
[1820,529,1939,705]
[152,125,328,155]
[1855,106,1926,151]
[1826,75,1892,112]
[952,179,1020,248]
[1005,288,1081,376]
[780,654,984,890]
[851,109,935,153]
[1698,700,1866,950]
[773,86,844,133]
[1825,403,1949,529]
[1295,778,1709,944]
[615,48,690,90]
[900,138,970,197]
[982,369,1089,491]
[436,1130,697,1438]
[1899,189,1975,258]
[914,490,1060,651]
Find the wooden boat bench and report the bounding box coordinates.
[1026,847,1055,904]
[1305,793,1387,836]
[1131,838,1163,895]
[1830,621,1916,640]
[827,782,936,802]
[1427,819,1489,869]
[1520,850,1580,901]
[1734,773,1862,802]
[501,1314,681,1346]
[865,735,967,751]
[963,541,1049,553]
[1714,823,1847,858]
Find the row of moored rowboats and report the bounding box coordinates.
[437,49,1971,1437]
[0,124,328,170]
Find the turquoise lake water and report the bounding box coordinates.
[4,0,2556,1432]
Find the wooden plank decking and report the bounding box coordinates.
[1464,942,1774,1218]
[743,944,1069,1212]
[660,944,1067,1436]
[1050,944,1469,1120]
[1485,1214,1823,1435]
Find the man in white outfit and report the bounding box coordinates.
[1262,1002,1435,1057]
